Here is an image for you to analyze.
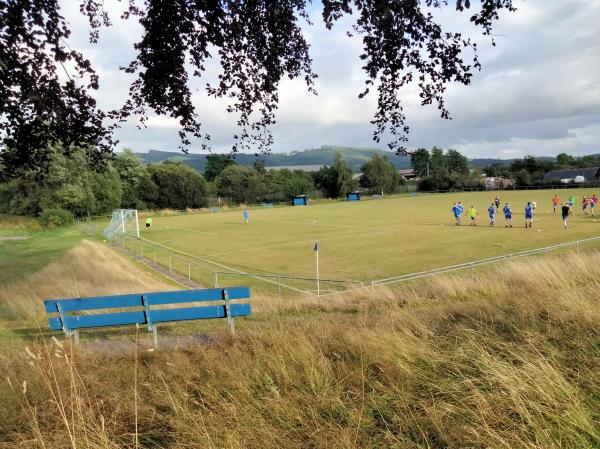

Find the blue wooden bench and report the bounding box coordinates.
[44,287,251,346]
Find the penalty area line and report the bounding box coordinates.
[165,225,218,237]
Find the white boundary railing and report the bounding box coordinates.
[370,236,600,288]
[106,232,363,296]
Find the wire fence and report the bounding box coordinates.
[104,232,364,297]
[370,236,600,288]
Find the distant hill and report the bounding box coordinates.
[469,156,556,168]
[137,145,412,172]
[137,146,570,173]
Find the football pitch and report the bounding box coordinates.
[137,188,600,289]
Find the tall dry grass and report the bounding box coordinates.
[0,239,173,321]
[1,244,599,448]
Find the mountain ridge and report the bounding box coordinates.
[136,146,588,172]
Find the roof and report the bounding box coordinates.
[265,165,323,172]
[542,167,600,182]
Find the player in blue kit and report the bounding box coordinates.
[525,202,534,228]
[488,203,496,227]
[451,202,462,225]
[503,203,513,227]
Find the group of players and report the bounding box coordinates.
[451,193,599,229]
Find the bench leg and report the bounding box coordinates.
[150,325,158,348]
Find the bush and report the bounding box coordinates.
[39,208,74,227]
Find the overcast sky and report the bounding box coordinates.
[62,0,600,159]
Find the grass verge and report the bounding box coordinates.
[0,239,599,447]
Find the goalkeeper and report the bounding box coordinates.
[145,216,152,231]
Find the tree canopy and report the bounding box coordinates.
[0,0,516,177]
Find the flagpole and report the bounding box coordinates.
[316,246,320,296]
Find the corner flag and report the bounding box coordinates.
[314,242,320,296]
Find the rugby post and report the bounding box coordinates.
[314,242,320,296]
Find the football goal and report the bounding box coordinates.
[103,209,140,241]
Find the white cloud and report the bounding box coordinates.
[59,0,600,157]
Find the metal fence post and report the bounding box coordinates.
[214,272,219,288]
[141,245,144,261]
[425,271,428,285]
[576,241,580,253]
[188,263,191,281]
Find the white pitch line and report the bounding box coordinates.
[165,225,218,237]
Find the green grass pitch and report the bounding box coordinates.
[138,188,600,288]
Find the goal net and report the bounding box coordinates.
[103,209,140,241]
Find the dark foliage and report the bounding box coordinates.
[1,1,516,177]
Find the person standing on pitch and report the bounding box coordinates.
[552,194,559,214]
[243,209,249,224]
[592,194,598,217]
[145,216,152,231]
[488,203,496,226]
[451,203,462,225]
[467,205,477,226]
[494,196,501,211]
[562,202,571,229]
[525,202,534,228]
[583,196,590,215]
[503,202,513,227]
[568,194,575,214]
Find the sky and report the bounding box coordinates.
[61,0,600,159]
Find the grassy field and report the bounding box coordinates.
[0,225,83,285]
[131,189,600,290]
[1,230,599,448]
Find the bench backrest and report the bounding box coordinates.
[44,287,251,334]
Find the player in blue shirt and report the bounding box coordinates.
[243,209,249,224]
[451,202,462,225]
[488,203,496,227]
[503,203,513,227]
[525,202,534,228]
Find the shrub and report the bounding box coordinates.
[39,208,74,227]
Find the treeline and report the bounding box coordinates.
[0,146,402,223]
[410,147,484,191]
[484,153,600,185]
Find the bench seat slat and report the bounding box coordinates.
[148,303,251,323]
[44,294,142,313]
[64,311,146,329]
[143,287,250,306]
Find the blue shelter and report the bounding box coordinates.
[293,195,308,206]
[346,191,361,201]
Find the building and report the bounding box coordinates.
[397,168,415,180]
[265,165,323,172]
[542,167,600,183]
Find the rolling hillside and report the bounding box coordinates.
[137,145,412,172]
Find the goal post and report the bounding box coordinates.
[103,209,140,241]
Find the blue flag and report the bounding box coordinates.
[314,242,318,252]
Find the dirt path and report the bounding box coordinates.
[114,246,204,289]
